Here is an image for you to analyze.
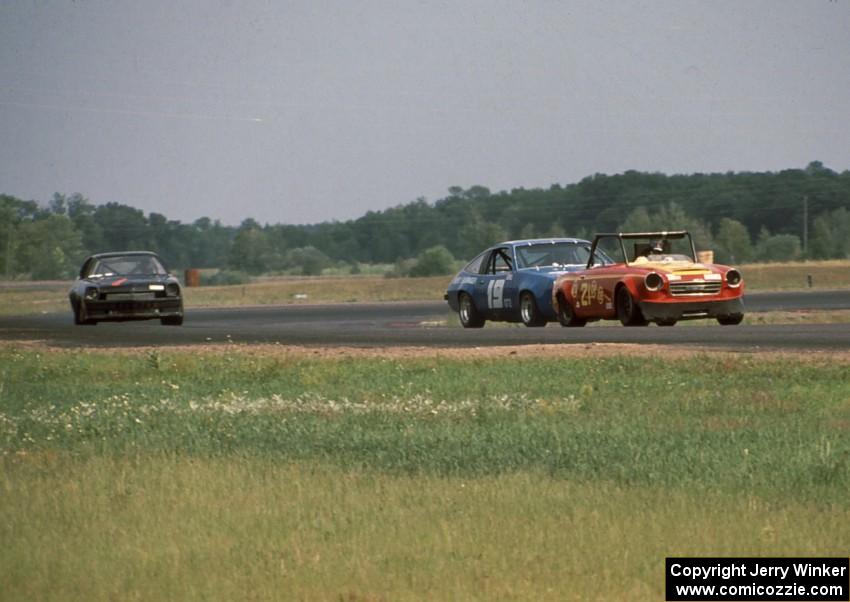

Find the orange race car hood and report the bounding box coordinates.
[630,261,715,277]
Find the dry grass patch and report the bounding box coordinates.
[2,260,849,316]
[183,275,448,307]
[741,259,850,290]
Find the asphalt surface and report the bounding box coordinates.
[1,289,848,351]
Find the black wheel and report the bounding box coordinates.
[72,301,83,325]
[556,293,586,327]
[457,293,485,328]
[520,292,546,327]
[656,319,677,327]
[72,301,96,325]
[161,315,184,326]
[717,314,744,326]
[616,286,648,327]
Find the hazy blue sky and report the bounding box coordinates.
[1,1,848,225]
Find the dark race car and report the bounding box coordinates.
[444,238,609,327]
[68,251,184,326]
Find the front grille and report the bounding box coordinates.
[669,281,722,296]
[110,301,159,311]
[89,298,181,311]
[105,292,156,301]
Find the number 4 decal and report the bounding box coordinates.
[487,280,505,309]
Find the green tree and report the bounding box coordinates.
[616,203,714,254]
[283,246,331,276]
[191,217,233,268]
[409,245,455,277]
[14,214,85,279]
[3,162,850,278]
[93,202,148,250]
[617,207,653,233]
[808,208,850,260]
[228,222,273,274]
[714,218,752,264]
[457,215,507,260]
[653,203,714,252]
[753,228,802,262]
[49,193,67,215]
[0,201,15,278]
[66,193,102,253]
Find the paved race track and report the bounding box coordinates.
[1,289,849,351]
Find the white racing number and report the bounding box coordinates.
[487,279,505,309]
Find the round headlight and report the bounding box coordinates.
[726,269,742,288]
[166,283,181,297]
[84,287,99,301]
[644,272,664,292]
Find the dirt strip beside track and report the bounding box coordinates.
[4,340,850,364]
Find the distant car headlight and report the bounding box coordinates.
[166,283,181,297]
[84,287,99,301]
[644,272,664,292]
[726,269,742,288]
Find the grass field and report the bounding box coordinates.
[1,259,849,316]
[2,345,849,600]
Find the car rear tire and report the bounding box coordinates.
[717,314,744,325]
[161,315,184,326]
[556,293,586,327]
[520,292,547,327]
[458,293,485,328]
[616,286,648,327]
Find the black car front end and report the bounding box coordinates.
[79,280,183,322]
[70,252,185,325]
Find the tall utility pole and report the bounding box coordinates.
[802,195,808,254]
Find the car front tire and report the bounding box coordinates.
[717,314,744,325]
[72,300,96,326]
[556,293,586,327]
[458,293,485,328]
[616,286,648,327]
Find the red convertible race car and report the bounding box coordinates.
[552,231,744,327]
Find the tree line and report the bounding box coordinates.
[1,161,849,280]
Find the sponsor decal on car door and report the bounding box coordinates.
[573,274,616,316]
[574,278,609,308]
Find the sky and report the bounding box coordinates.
[1,1,848,226]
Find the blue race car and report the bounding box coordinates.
[445,238,606,328]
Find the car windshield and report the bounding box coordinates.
[626,236,695,264]
[87,255,167,277]
[515,242,595,269]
